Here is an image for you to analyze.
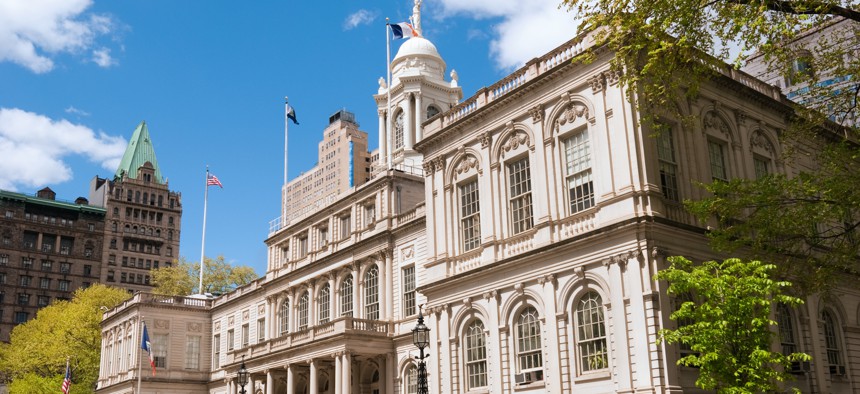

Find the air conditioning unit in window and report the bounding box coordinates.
[514,370,544,385]
[789,361,810,374]
[829,365,847,376]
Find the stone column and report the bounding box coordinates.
[342,353,352,394]
[414,93,423,142]
[404,94,414,151]
[378,109,387,165]
[309,360,318,394]
[266,370,274,394]
[329,277,336,321]
[264,296,272,340]
[248,374,256,394]
[385,353,395,394]
[230,379,237,394]
[286,365,295,394]
[335,353,342,394]
[352,265,361,318]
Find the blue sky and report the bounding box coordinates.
[0,0,579,276]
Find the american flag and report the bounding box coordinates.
[207,173,223,188]
[61,359,72,394]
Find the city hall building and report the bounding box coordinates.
[96,8,860,394]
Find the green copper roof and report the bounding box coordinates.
[114,121,164,183]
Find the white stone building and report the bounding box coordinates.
[97,5,860,394]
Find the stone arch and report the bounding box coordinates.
[700,106,739,144]
[491,122,535,165]
[451,302,491,338]
[500,288,546,328]
[749,128,780,158]
[558,270,612,314]
[544,93,595,135]
[444,147,483,186]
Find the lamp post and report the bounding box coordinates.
[412,306,430,394]
[237,355,249,394]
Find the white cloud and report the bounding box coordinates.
[344,9,378,30]
[65,106,90,117]
[92,47,116,67]
[0,108,126,191]
[432,0,580,70]
[0,0,117,73]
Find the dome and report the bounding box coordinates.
[393,37,442,62]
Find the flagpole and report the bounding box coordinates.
[283,97,289,225]
[386,18,393,170]
[199,167,209,295]
[137,317,143,394]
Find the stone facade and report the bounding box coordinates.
[97,16,860,394]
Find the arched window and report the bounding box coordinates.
[776,304,797,355]
[516,307,542,373]
[279,299,290,335]
[318,284,330,324]
[394,110,405,150]
[465,320,487,390]
[575,291,607,372]
[341,275,353,317]
[405,364,418,394]
[365,266,379,320]
[298,292,309,330]
[426,105,440,120]
[822,310,844,370]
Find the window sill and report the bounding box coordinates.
[573,370,611,383]
[513,380,545,391]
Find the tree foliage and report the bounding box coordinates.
[655,257,810,393]
[0,284,130,393]
[151,255,258,296]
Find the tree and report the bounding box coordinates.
[562,0,860,292]
[0,284,130,393]
[655,256,810,393]
[151,255,258,296]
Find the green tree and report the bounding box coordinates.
[655,256,810,393]
[0,284,130,393]
[151,255,258,296]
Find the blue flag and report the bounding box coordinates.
[287,105,299,125]
[141,322,156,375]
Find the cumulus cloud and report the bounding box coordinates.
[0,0,117,73]
[0,108,127,191]
[344,9,378,30]
[92,47,116,67]
[433,0,580,70]
[65,106,90,117]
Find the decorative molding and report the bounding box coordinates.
[187,322,202,332]
[529,104,543,124]
[557,102,589,126]
[479,131,491,148]
[513,282,525,295]
[402,245,415,260]
[604,70,622,86]
[483,290,498,301]
[703,110,730,138]
[433,156,444,172]
[588,74,604,93]
[154,319,170,330]
[651,247,667,259]
[258,304,265,315]
[463,297,472,309]
[422,160,434,174]
[228,315,235,327]
[501,130,530,154]
[454,154,480,175]
[574,266,585,279]
[750,130,775,155]
[214,321,221,331]
[243,309,250,322]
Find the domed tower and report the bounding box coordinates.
[374,0,463,170]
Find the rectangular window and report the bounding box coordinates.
[153,334,168,368]
[319,226,328,247]
[213,334,221,369]
[59,280,70,292]
[656,129,680,202]
[4,210,12,218]
[364,204,376,227]
[340,214,351,239]
[257,318,265,342]
[40,277,50,289]
[227,329,235,351]
[508,157,534,234]
[753,156,770,179]
[38,295,50,307]
[297,235,308,258]
[459,180,481,252]
[184,336,200,370]
[14,311,29,324]
[20,275,31,287]
[0,254,8,265]
[708,140,728,181]
[41,260,52,271]
[84,265,92,276]
[18,293,30,305]
[241,324,249,348]
[403,266,416,316]
[564,131,595,213]
[59,262,70,274]
[22,257,33,269]
[0,273,5,284]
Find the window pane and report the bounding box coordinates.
[460,180,481,251]
[341,275,353,317]
[466,321,487,389]
[576,292,607,372]
[708,141,727,181]
[365,266,379,320]
[508,158,533,234]
[517,307,543,372]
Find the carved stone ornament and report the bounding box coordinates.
[433,156,444,172]
[214,321,221,331]
[557,103,589,126]
[187,322,202,332]
[604,70,622,86]
[258,304,265,315]
[463,297,472,308]
[513,283,525,295]
[479,131,491,148]
[402,245,415,260]
[154,319,170,330]
[243,309,250,321]
[422,160,434,174]
[703,110,730,138]
[588,74,605,93]
[529,104,543,124]
[228,316,235,327]
[501,131,530,153]
[455,154,480,175]
[750,130,775,155]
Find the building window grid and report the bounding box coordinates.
[394,111,405,150]
[213,334,221,369]
[708,140,728,181]
[403,266,416,316]
[280,300,290,335]
[340,215,351,240]
[298,292,309,330]
[459,180,481,252]
[153,334,168,368]
[776,304,797,355]
[257,318,265,342]
[185,336,200,370]
[318,285,331,324]
[822,311,843,368]
[576,292,608,372]
[341,275,354,317]
[517,307,543,372]
[656,129,680,202]
[466,320,488,390]
[753,156,770,179]
[564,131,595,213]
[241,323,249,348]
[227,329,235,351]
[406,365,418,394]
[508,158,534,234]
[365,266,380,320]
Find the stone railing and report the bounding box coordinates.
[103,292,213,320]
[448,250,482,276]
[257,316,391,355]
[557,211,597,239]
[663,202,698,227]
[500,229,536,259]
[394,203,426,227]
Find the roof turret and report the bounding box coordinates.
[114,121,164,183]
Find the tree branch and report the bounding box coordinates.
[724,0,860,21]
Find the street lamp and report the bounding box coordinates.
[237,355,249,394]
[412,305,430,394]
